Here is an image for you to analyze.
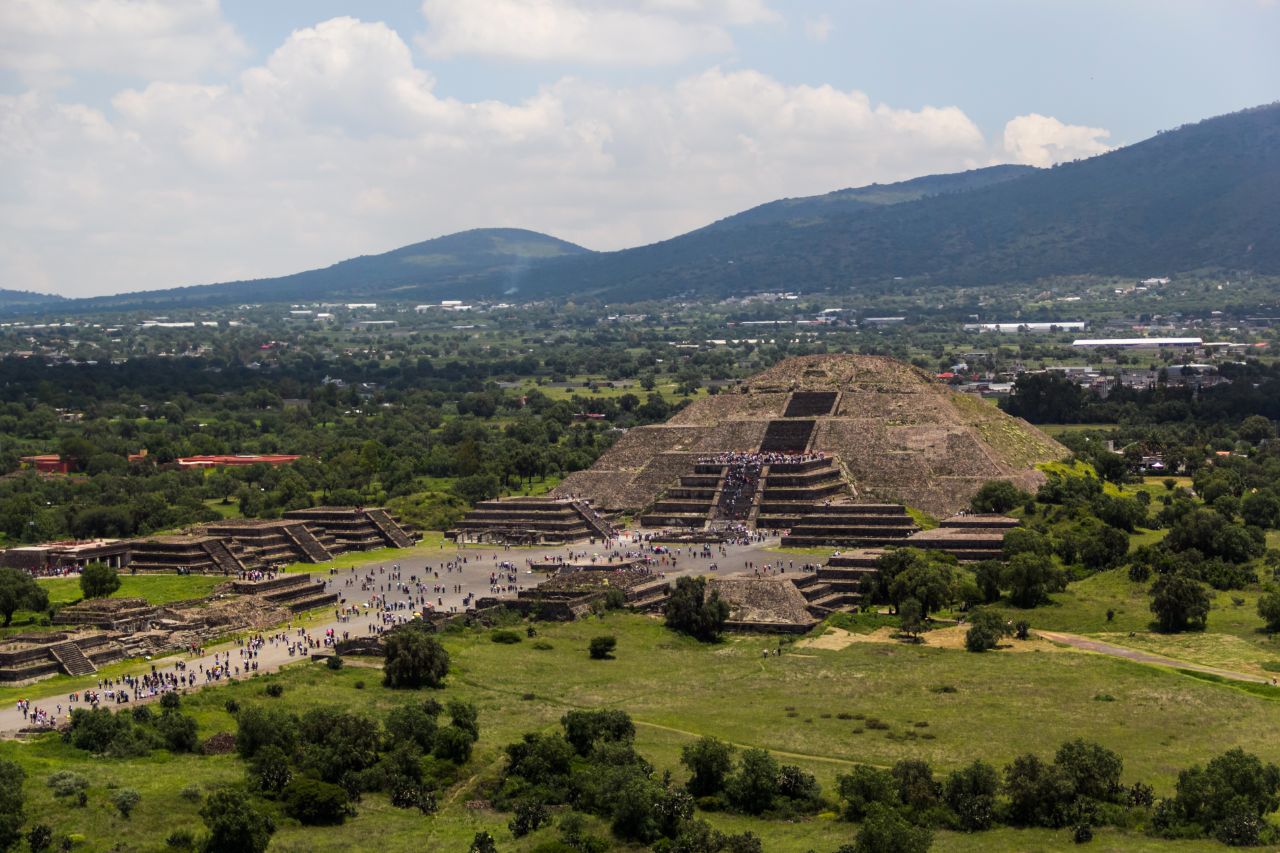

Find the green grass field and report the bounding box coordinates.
[2,612,1277,851]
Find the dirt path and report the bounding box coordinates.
[1036,630,1271,685]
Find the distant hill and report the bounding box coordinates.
[515,103,1280,300]
[698,164,1037,233]
[75,228,590,311]
[0,288,65,315]
[23,102,1280,311]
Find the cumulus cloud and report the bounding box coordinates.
[417,0,775,64]
[0,0,246,85]
[4,16,1079,298]
[1002,113,1112,167]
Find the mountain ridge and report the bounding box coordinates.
[6,102,1278,312]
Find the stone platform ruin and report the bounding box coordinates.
[448,497,615,545]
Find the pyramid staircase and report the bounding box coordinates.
[49,641,97,676]
[282,523,334,562]
[365,508,416,548]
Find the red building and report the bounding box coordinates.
[177,454,301,469]
[19,454,73,474]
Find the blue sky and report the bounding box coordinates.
[1,0,1276,297]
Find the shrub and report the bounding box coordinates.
[589,635,617,659]
[509,799,550,838]
[47,770,89,798]
[433,726,474,764]
[965,608,1010,652]
[850,802,933,853]
[159,691,181,711]
[26,825,52,853]
[944,760,999,831]
[664,576,729,642]
[179,784,202,803]
[224,699,239,714]
[112,788,141,819]
[264,683,284,698]
[491,629,522,644]
[468,832,498,853]
[532,640,554,650]
[326,655,344,670]
[282,778,349,825]
[836,765,897,821]
[165,829,196,850]
[726,748,779,815]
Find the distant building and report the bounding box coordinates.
[177,454,301,469]
[19,454,72,474]
[965,321,1086,333]
[1072,337,1202,349]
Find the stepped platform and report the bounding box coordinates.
[231,573,339,612]
[53,597,167,631]
[779,504,919,547]
[126,535,250,575]
[283,507,418,552]
[450,497,614,544]
[901,526,1008,561]
[0,632,125,684]
[940,514,1020,529]
[200,519,335,566]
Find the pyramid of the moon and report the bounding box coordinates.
[553,354,1066,518]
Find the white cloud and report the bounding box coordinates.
[417,0,775,64]
[3,16,1065,298]
[804,14,832,42]
[0,0,247,86]
[1002,113,1112,167]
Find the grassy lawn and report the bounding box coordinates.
[3,613,1278,851]
[202,498,243,519]
[278,533,481,573]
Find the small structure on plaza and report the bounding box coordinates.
[708,577,820,634]
[0,539,132,575]
[477,561,668,619]
[449,497,615,545]
[282,506,419,551]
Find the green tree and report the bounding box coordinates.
[1001,553,1064,608]
[836,764,898,821]
[726,748,780,815]
[1258,587,1280,632]
[944,760,999,831]
[1054,739,1124,803]
[0,567,49,627]
[964,608,1010,652]
[561,709,634,756]
[889,563,953,616]
[664,576,729,642]
[382,622,451,688]
[970,480,1029,514]
[1166,748,1280,845]
[200,790,276,853]
[1150,572,1211,632]
[898,597,925,641]
[0,759,25,853]
[681,736,735,797]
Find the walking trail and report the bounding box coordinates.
[1036,630,1270,685]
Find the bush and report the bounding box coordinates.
[491,629,522,644]
[164,829,196,850]
[971,480,1030,514]
[112,788,141,819]
[224,699,239,714]
[589,635,617,659]
[47,770,89,798]
[264,683,285,698]
[159,691,181,711]
[282,778,350,825]
[1150,572,1211,632]
[509,799,550,838]
[851,802,933,853]
[944,760,999,831]
[26,824,53,853]
[726,748,779,815]
[326,654,344,670]
[201,790,277,853]
[179,783,202,803]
